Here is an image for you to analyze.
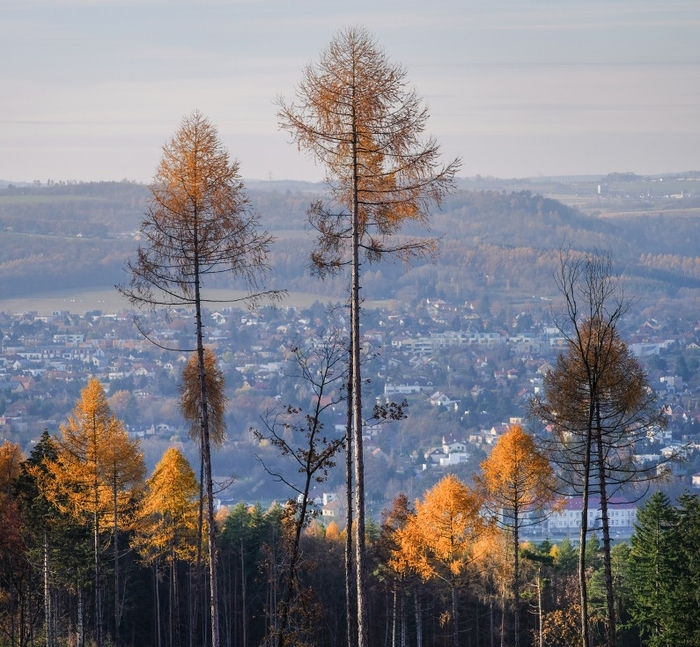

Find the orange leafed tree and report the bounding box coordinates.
[279,28,460,647]
[42,378,145,647]
[120,112,275,647]
[476,425,558,647]
[0,440,23,494]
[393,474,487,647]
[134,447,200,647]
[135,445,200,563]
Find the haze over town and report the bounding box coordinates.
[2,0,699,184]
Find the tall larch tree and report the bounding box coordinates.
[530,249,666,647]
[475,424,558,647]
[278,28,460,647]
[120,110,274,647]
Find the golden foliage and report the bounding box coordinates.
[325,521,341,542]
[180,347,227,447]
[393,474,486,584]
[133,447,200,565]
[477,425,558,525]
[0,441,23,494]
[42,378,145,526]
[278,27,459,273]
[121,110,273,307]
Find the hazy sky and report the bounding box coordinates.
[2,0,698,183]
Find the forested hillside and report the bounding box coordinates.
[2,178,700,316]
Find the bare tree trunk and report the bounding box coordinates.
[345,351,355,647]
[77,584,84,647]
[500,592,505,647]
[350,93,369,647]
[537,569,543,647]
[113,477,120,647]
[414,592,422,647]
[94,505,103,647]
[513,504,520,647]
[391,589,397,647]
[44,531,53,647]
[579,450,591,647]
[595,405,616,647]
[451,583,459,647]
[168,559,174,647]
[193,256,220,647]
[241,540,247,647]
[154,561,162,647]
[400,589,406,647]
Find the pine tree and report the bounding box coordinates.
[628,492,681,646]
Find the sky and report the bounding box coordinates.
[1,0,699,184]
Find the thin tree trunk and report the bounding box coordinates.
[241,540,247,647]
[350,92,368,647]
[595,404,617,647]
[94,505,102,647]
[77,584,84,647]
[579,465,591,647]
[414,591,422,647]
[154,561,162,647]
[113,475,120,647]
[194,252,220,647]
[578,381,595,647]
[500,592,505,647]
[169,559,174,647]
[400,589,406,647]
[44,530,53,647]
[391,588,397,647]
[345,350,355,647]
[513,504,520,647]
[537,569,543,647]
[451,583,459,647]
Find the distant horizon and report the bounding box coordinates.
[2,168,699,189]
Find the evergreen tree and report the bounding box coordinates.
[628,492,683,646]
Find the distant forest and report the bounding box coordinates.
[2,178,700,318]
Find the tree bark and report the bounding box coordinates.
[350,95,368,647]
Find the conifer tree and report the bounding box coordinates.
[134,447,200,647]
[476,425,558,647]
[279,29,460,647]
[394,474,485,647]
[627,492,680,646]
[43,378,144,647]
[120,111,274,647]
[530,250,666,647]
